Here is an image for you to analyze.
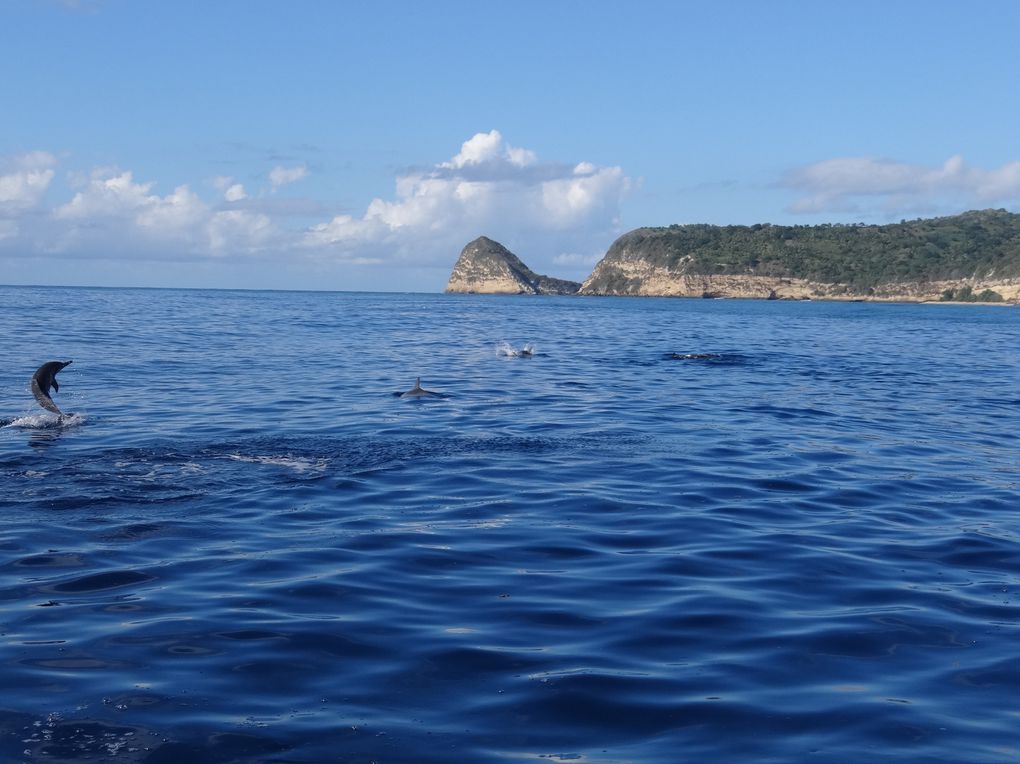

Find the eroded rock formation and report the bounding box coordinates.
[445,237,580,295]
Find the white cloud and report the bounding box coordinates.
[438,130,543,178]
[136,184,207,234]
[0,151,57,213]
[49,167,275,258]
[443,130,505,168]
[552,252,602,267]
[306,130,631,268]
[783,155,1020,214]
[269,164,308,189]
[438,129,538,170]
[224,183,247,202]
[212,176,248,201]
[55,169,155,220]
[507,145,537,168]
[541,163,628,227]
[208,209,273,255]
[1,131,632,283]
[306,213,382,248]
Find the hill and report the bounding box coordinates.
[580,209,1020,301]
[445,237,581,295]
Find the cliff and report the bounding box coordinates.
[445,236,581,295]
[580,210,1020,302]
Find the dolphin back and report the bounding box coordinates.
[399,377,441,398]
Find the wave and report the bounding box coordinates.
[3,290,1019,763]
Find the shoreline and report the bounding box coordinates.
[448,289,1018,306]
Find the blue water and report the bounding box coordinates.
[2,287,1019,763]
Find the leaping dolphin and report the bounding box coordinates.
[31,360,72,415]
[398,377,441,399]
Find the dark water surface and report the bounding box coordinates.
[2,287,1019,763]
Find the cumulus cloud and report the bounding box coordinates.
[440,129,536,169]
[1,131,632,281]
[0,151,57,213]
[552,252,602,267]
[224,184,247,202]
[51,167,273,258]
[208,209,273,255]
[56,169,160,220]
[783,155,1020,214]
[212,176,248,202]
[269,164,308,189]
[306,130,631,267]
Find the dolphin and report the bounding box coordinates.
[31,360,72,415]
[497,341,536,358]
[398,377,441,399]
[671,353,721,361]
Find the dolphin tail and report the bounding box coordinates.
[31,378,63,415]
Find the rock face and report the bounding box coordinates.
[579,229,831,298]
[582,260,1020,302]
[580,212,1020,302]
[446,237,580,295]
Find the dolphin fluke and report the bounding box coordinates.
[31,360,72,415]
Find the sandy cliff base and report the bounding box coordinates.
[580,261,1020,303]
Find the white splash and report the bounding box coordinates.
[496,341,537,358]
[225,454,327,473]
[3,412,87,429]
[140,462,207,481]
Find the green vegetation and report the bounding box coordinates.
[605,209,1020,291]
[939,285,1004,302]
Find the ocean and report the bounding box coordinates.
[1,286,1019,763]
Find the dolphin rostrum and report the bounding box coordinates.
[399,377,440,399]
[31,360,72,415]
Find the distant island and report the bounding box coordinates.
[446,210,1020,303]
[446,236,580,295]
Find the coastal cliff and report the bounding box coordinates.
[580,210,1020,302]
[445,236,581,295]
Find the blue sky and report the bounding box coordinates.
[2,0,1019,291]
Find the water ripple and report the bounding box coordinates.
[1,289,1019,762]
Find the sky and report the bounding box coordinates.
[2,0,1019,292]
